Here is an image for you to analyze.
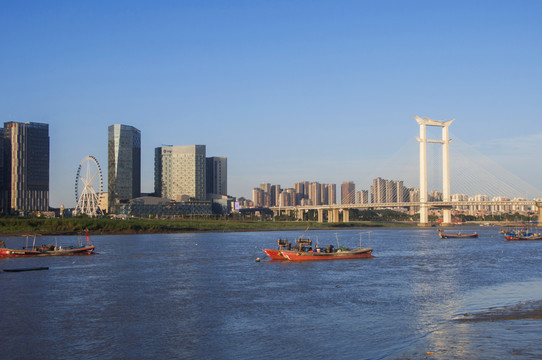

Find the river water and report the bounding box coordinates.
[2,226,542,359]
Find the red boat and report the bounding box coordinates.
[504,233,542,241]
[0,233,95,258]
[263,238,296,260]
[280,247,374,261]
[263,231,375,261]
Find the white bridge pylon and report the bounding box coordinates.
[415,116,454,226]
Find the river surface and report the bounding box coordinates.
[2,226,542,359]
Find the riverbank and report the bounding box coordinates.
[0,217,416,236]
[456,300,542,321]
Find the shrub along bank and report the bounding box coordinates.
[0,217,409,236]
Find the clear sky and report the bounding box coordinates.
[1,0,541,207]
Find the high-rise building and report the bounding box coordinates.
[252,188,264,207]
[294,182,305,205]
[309,182,321,205]
[320,184,328,205]
[372,177,387,203]
[385,180,395,203]
[0,122,49,212]
[341,181,355,204]
[206,157,227,196]
[357,190,369,204]
[155,145,206,201]
[108,124,141,210]
[271,184,281,206]
[326,184,337,205]
[395,180,406,202]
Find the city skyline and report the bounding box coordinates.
[1,1,541,207]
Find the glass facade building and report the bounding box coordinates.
[0,122,49,212]
[206,156,227,196]
[108,124,141,211]
[155,145,206,201]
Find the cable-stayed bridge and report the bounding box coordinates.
[268,116,542,226]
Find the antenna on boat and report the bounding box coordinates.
[300,224,310,239]
[359,231,372,248]
[335,233,340,248]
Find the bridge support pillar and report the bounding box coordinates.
[415,116,454,227]
[441,208,453,227]
[317,209,324,223]
[418,204,430,227]
[538,204,542,227]
[343,209,350,223]
[329,209,339,223]
[296,209,304,221]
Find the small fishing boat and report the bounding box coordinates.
[280,247,374,261]
[263,226,314,260]
[0,232,95,258]
[504,233,542,241]
[265,232,375,261]
[438,229,478,239]
[262,238,292,260]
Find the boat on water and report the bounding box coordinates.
[280,247,374,261]
[0,232,95,258]
[438,229,478,239]
[503,228,542,241]
[263,231,374,261]
[262,238,292,260]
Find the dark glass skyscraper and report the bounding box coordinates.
[206,156,227,197]
[108,124,141,211]
[0,122,49,212]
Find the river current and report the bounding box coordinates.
[2,226,542,359]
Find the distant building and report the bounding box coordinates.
[118,196,212,218]
[372,177,386,203]
[252,187,264,206]
[1,122,49,212]
[260,183,271,194]
[108,124,141,211]
[326,184,337,205]
[206,157,227,197]
[294,182,306,205]
[341,181,355,204]
[155,145,206,202]
[309,182,321,205]
[357,190,369,204]
[271,184,281,206]
[99,193,109,214]
[320,184,328,205]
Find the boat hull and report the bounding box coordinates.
[439,233,478,239]
[504,235,542,241]
[0,246,95,258]
[280,248,374,261]
[262,249,287,260]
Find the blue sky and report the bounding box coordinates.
[1,0,541,207]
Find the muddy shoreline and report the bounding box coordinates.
[456,300,542,321]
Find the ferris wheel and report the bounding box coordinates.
[74,155,104,217]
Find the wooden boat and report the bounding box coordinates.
[438,229,478,239]
[0,233,95,258]
[280,247,374,261]
[504,233,542,241]
[265,231,375,261]
[263,226,314,260]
